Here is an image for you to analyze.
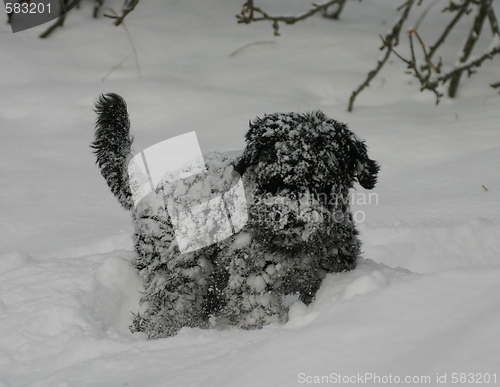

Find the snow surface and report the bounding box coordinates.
[1,0,499,386]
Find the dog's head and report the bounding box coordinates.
[235,111,379,250]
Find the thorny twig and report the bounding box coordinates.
[391,25,500,104]
[487,3,500,36]
[362,0,500,106]
[427,0,474,60]
[104,0,139,26]
[448,0,493,97]
[237,0,346,36]
[238,0,500,111]
[323,0,349,20]
[390,29,443,103]
[347,0,418,111]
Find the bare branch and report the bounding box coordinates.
[391,28,500,104]
[237,0,344,35]
[40,0,81,39]
[229,41,276,57]
[428,0,474,60]
[440,43,500,83]
[94,0,105,18]
[102,53,132,81]
[348,0,417,112]
[104,0,139,26]
[236,0,500,111]
[323,0,348,20]
[448,0,492,97]
[414,0,440,30]
[379,0,499,105]
[103,7,141,77]
[487,5,500,36]
[391,30,443,104]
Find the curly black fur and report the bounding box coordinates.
[92,93,134,210]
[235,111,379,192]
[92,94,380,338]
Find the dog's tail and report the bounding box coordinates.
[92,93,134,210]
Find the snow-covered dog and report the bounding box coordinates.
[92,93,379,338]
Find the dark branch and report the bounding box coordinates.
[487,5,500,36]
[428,0,474,60]
[94,0,105,18]
[390,30,443,104]
[104,0,139,26]
[347,0,417,111]
[323,0,348,20]
[40,0,80,39]
[440,43,500,83]
[448,0,492,97]
[390,27,500,104]
[235,0,500,111]
[237,0,345,36]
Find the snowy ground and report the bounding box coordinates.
[1,0,499,386]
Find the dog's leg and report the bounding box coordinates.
[323,212,361,273]
[279,254,325,305]
[131,243,216,338]
[217,240,287,329]
[130,195,217,338]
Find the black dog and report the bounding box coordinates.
[92,93,379,338]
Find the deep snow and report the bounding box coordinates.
[0,0,499,386]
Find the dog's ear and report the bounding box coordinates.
[357,157,379,190]
[351,139,379,190]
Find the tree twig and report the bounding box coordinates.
[236,0,499,111]
[104,0,139,26]
[94,0,105,18]
[229,40,277,57]
[391,27,500,104]
[121,18,140,77]
[102,53,132,81]
[323,0,348,20]
[448,0,492,97]
[40,0,80,39]
[440,43,500,83]
[102,7,141,78]
[347,0,417,111]
[237,0,344,36]
[414,0,440,30]
[487,4,500,36]
[427,0,474,60]
[390,30,443,103]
